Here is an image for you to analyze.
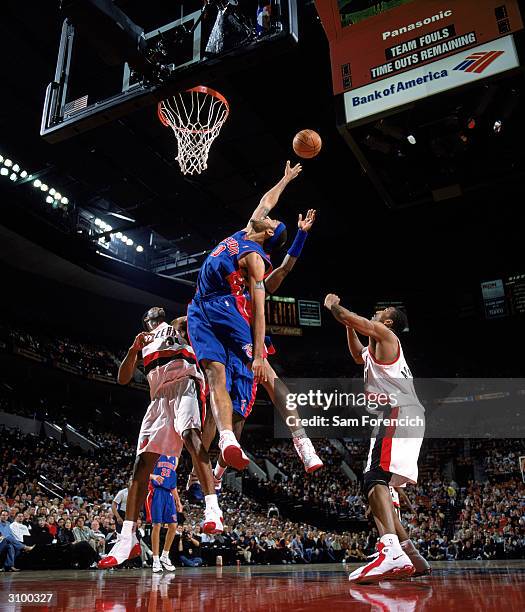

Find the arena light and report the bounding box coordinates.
[121,234,128,242]
[3,158,12,167]
[136,245,144,252]
[49,188,56,196]
[126,238,133,246]
[94,218,102,227]
[407,134,417,145]
[20,170,28,178]
[115,232,122,239]
[0,155,3,163]
[33,179,42,188]
[46,195,54,203]
[9,172,17,181]
[61,197,68,204]
[55,192,62,201]
[493,120,503,134]
[12,163,20,172]
[40,183,49,192]
[108,211,135,222]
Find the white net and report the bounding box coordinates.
[158,87,230,175]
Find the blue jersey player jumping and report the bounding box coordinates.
[145,454,182,572]
[187,160,302,470]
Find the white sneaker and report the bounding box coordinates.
[160,556,176,572]
[293,437,323,473]
[97,534,141,569]
[348,543,414,584]
[203,507,224,534]
[152,558,163,573]
[219,431,249,470]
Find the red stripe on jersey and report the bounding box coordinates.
[368,340,400,366]
[142,348,196,367]
[145,484,154,523]
[380,406,399,471]
[244,378,258,419]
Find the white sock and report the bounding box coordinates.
[161,551,170,560]
[380,533,401,552]
[205,494,220,512]
[214,463,226,480]
[153,555,160,563]
[121,520,135,538]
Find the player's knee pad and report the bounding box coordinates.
[363,468,391,497]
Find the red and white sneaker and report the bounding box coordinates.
[219,431,249,470]
[348,543,414,584]
[203,507,224,534]
[97,534,141,569]
[293,437,323,473]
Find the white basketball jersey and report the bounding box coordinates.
[362,338,423,412]
[141,322,203,399]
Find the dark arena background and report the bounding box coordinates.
[1,1,525,610]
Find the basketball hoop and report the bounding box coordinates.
[158,86,230,175]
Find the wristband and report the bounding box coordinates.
[287,229,308,258]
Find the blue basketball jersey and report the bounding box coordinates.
[152,455,178,490]
[196,231,272,300]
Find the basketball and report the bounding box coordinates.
[293,129,322,159]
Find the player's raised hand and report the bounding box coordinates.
[298,209,316,232]
[324,294,340,310]
[284,160,302,182]
[131,332,152,352]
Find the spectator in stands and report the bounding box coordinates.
[10,513,30,543]
[57,519,75,545]
[72,517,92,545]
[46,516,58,540]
[111,484,129,532]
[89,520,106,555]
[31,517,53,547]
[0,510,34,571]
[177,527,203,567]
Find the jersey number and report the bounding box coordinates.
[161,468,171,478]
[211,238,239,257]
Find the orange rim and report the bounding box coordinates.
[157,86,230,133]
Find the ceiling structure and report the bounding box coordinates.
[1,0,524,308]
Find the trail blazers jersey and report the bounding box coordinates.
[141,322,204,400]
[362,339,424,413]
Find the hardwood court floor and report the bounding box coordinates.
[1,561,524,611]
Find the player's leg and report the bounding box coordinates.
[98,451,158,569]
[160,522,177,571]
[348,436,414,583]
[261,364,323,473]
[176,380,223,533]
[151,523,162,572]
[201,359,249,470]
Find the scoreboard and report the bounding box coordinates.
[315,0,523,95]
[265,296,322,335]
[481,275,525,319]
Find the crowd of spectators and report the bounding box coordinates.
[1,423,524,572]
[4,327,135,385]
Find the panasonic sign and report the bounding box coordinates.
[382,10,453,40]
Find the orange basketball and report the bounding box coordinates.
[293,129,322,159]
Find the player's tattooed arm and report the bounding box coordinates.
[117,332,151,385]
[245,252,269,383]
[244,161,302,230]
[324,294,392,341]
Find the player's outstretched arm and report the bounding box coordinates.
[244,161,302,231]
[265,209,316,294]
[245,252,269,383]
[323,294,392,341]
[117,332,150,385]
